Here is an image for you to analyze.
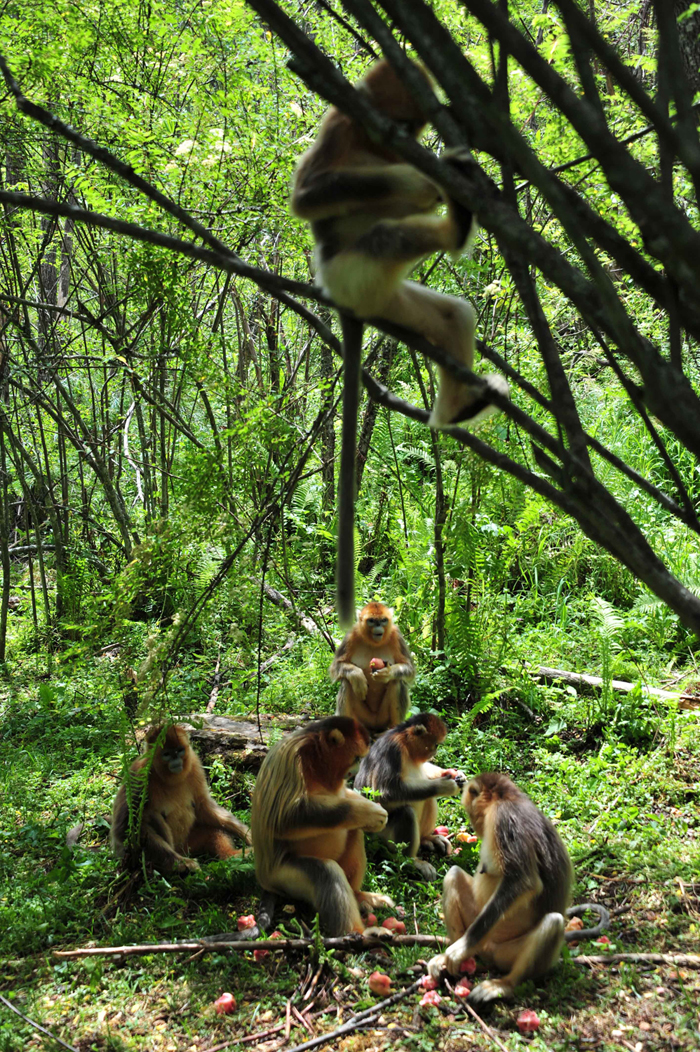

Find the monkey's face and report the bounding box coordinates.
[364,614,389,643]
[463,779,485,833]
[161,744,187,774]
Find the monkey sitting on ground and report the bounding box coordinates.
[427,772,573,1006]
[330,602,415,733]
[251,716,393,936]
[354,713,464,881]
[291,58,509,429]
[111,724,251,874]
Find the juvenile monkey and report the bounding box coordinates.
[291,58,509,430]
[329,602,415,733]
[250,716,393,936]
[427,772,573,1006]
[354,713,465,881]
[111,724,251,874]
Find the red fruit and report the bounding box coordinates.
[368,971,392,996]
[381,917,407,934]
[565,917,584,931]
[364,913,378,928]
[456,832,478,844]
[441,769,460,778]
[434,826,450,836]
[459,957,477,976]
[369,658,385,672]
[419,975,438,990]
[454,978,472,997]
[237,914,256,930]
[517,1010,540,1034]
[596,935,610,944]
[270,931,284,940]
[214,993,236,1014]
[253,949,269,962]
[419,990,442,1007]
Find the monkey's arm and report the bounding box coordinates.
[143,814,199,873]
[292,165,441,221]
[282,791,386,840]
[194,791,252,845]
[330,639,368,699]
[372,634,415,685]
[380,775,460,806]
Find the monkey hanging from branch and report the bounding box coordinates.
[290,58,509,627]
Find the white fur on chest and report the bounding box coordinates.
[348,642,395,670]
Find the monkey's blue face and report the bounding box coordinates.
[366,616,388,641]
[162,747,186,773]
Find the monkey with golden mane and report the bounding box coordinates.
[354,713,465,880]
[291,58,509,430]
[329,602,415,733]
[111,724,251,874]
[427,772,573,1005]
[251,716,393,935]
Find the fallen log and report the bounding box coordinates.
[534,666,700,708]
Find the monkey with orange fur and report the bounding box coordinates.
[251,716,393,936]
[427,773,572,1006]
[354,713,465,881]
[291,58,509,429]
[330,602,415,733]
[111,725,251,874]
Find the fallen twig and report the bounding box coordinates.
[285,979,422,1052]
[0,994,79,1052]
[534,665,699,708]
[461,1000,512,1052]
[52,932,446,960]
[573,952,700,967]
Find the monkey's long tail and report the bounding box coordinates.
[336,314,364,631]
[564,902,610,942]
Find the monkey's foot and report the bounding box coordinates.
[362,926,394,942]
[357,891,394,912]
[420,834,452,857]
[467,978,513,1007]
[429,374,510,431]
[412,858,437,881]
[175,857,200,874]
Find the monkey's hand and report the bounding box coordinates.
[359,800,388,833]
[344,666,368,700]
[442,768,467,789]
[427,952,449,981]
[436,778,460,797]
[370,665,395,684]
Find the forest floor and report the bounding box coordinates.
[1,661,699,1052]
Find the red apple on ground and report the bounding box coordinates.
[214,993,236,1014]
[237,914,256,930]
[517,1010,540,1033]
[381,917,407,934]
[369,971,392,996]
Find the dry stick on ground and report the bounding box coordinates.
[284,981,422,1052]
[52,933,447,960]
[0,993,79,1052]
[461,1000,512,1052]
[572,953,700,968]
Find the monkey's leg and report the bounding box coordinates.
[386,806,436,881]
[340,829,394,914]
[428,866,479,978]
[383,680,409,729]
[273,857,364,935]
[468,912,565,1007]
[377,281,501,429]
[418,797,451,857]
[143,816,199,874]
[187,825,240,859]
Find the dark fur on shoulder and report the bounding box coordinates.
[354,713,448,806]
